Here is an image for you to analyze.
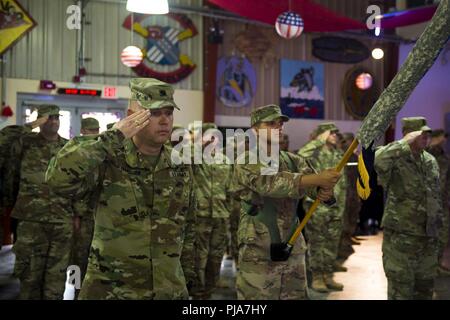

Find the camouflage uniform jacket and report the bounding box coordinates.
[5,132,70,224]
[193,151,233,218]
[46,129,197,299]
[297,140,347,215]
[0,125,33,208]
[375,140,444,242]
[230,150,317,256]
[427,145,450,214]
[67,135,102,221]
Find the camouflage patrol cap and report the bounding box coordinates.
[202,123,218,131]
[129,78,179,110]
[401,117,432,133]
[250,105,289,127]
[37,104,60,118]
[316,122,339,135]
[81,117,100,130]
[106,122,116,130]
[431,129,448,138]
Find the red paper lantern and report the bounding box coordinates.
[121,46,144,67]
[275,11,304,39]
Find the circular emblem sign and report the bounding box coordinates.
[122,13,197,84]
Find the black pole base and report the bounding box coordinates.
[270,242,293,261]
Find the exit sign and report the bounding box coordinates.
[103,86,118,99]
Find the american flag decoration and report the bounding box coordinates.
[120,46,144,67]
[275,11,304,39]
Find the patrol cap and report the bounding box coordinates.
[431,129,448,138]
[37,104,60,118]
[401,117,431,133]
[202,122,218,131]
[106,122,116,130]
[250,104,289,127]
[315,122,339,135]
[129,78,179,110]
[81,117,100,130]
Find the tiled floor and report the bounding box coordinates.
[1,232,450,300]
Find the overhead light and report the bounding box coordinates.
[372,48,384,60]
[126,0,169,14]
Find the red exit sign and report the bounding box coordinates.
[103,86,118,99]
[57,88,102,96]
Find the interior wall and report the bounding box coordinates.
[214,20,386,121]
[394,43,450,140]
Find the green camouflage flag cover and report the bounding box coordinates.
[357,0,450,149]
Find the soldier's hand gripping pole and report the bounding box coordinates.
[285,139,359,251]
[269,139,359,261]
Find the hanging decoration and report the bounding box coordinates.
[121,45,144,67]
[216,56,257,108]
[122,13,198,84]
[275,11,304,39]
[0,0,37,55]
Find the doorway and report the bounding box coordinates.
[17,93,128,139]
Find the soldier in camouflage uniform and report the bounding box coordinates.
[80,117,100,135]
[0,118,48,249]
[70,117,101,297]
[375,117,445,299]
[298,123,347,293]
[190,122,233,299]
[427,129,450,276]
[4,105,72,299]
[230,105,341,300]
[46,78,198,300]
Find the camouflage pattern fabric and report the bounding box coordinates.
[383,230,438,300]
[67,135,102,286]
[375,139,443,299]
[230,150,317,300]
[427,145,450,254]
[0,125,33,247]
[192,153,233,298]
[357,0,450,148]
[46,129,198,300]
[13,221,72,299]
[4,132,71,299]
[5,133,70,223]
[298,139,347,274]
[194,216,228,298]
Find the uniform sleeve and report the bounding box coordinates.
[181,172,199,292]
[2,138,23,208]
[46,129,125,199]
[297,140,325,159]
[233,162,305,199]
[291,153,318,200]
[1,126,32,207]
[375,140,411,188]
